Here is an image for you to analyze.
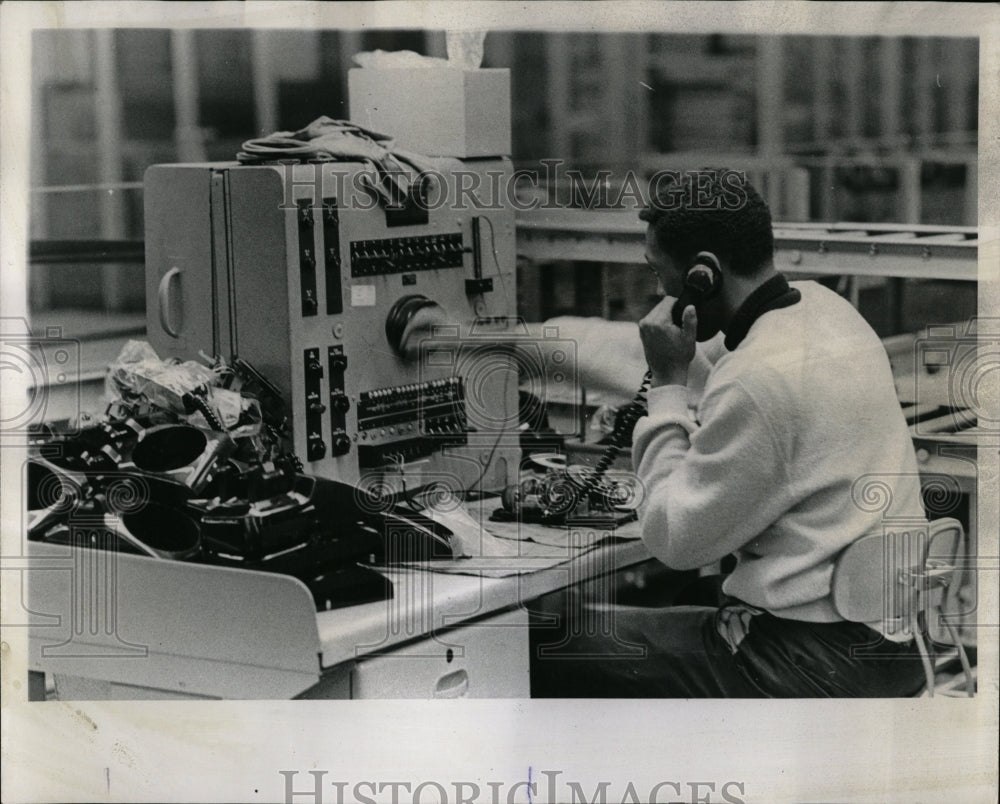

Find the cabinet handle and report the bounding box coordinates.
[158,267,182,338]
[433,669,469,698]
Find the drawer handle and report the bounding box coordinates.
[434,669,469,698]
[158,267,182,338]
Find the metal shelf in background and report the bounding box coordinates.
[515,209,978,281]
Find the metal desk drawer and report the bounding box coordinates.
[350,608,530,699]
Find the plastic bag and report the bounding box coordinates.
[104,341,265,435]
[106,341,217,413]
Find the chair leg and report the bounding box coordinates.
[939,606,975,697]
[912,615,936,698]
[935,666,977,697]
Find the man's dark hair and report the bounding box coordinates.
[639,168,774,276]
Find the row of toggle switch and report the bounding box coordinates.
[350,233,465,277]
[357,377,464,425]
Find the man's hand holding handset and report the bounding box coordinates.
[639,299,698,389]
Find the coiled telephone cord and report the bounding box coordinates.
[576,370,651,503]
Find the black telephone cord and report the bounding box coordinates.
[576,370,651,503]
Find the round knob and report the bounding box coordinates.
[329,352,348,372]
[330,392,351,413]
[384,294,446,360]
[331,432,351,456]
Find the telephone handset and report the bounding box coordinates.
[671,251,722,327]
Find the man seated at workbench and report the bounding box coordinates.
[531,169,930,697]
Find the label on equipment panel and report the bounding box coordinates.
[351,285,376,307]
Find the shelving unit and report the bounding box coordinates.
[28,30,978,322]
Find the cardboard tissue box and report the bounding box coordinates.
[348,67,511,158]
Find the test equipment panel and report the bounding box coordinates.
[144,159,520,495]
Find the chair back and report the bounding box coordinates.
[831,518,964,637]
[831,517,971,696]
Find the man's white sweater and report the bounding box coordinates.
[632,280,927,622]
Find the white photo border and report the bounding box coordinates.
[2,3,997,803]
